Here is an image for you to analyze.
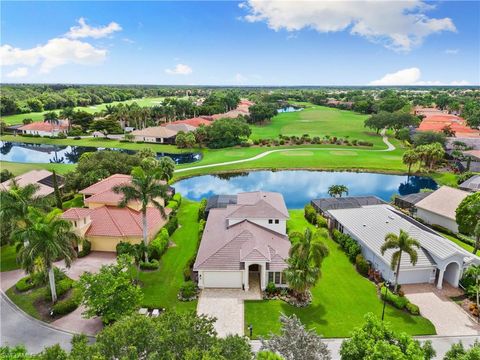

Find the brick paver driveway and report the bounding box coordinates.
[403,284,480,336]
[197,275,261,337]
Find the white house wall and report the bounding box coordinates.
[198,271,243,289]
[228,218,286,235]
[398,268,435,284]
[416,208,459,233]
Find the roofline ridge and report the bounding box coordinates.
[103,206,129,237]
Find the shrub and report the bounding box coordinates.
[355,254,370,276]
[172,193,182,206]
[332,229,342,243]
[380,286,409,310]
[165,216,178,235]
[167,200,179,212]
[180,281,197,299]
[140,259,160,270]
[45,278,73,301]
[57,132,67,139]
[51,287,82,316]
[457,172,474,185]
[279,139,285,145]
[266,282,277,295]
[346,239,362,262]
[78,239,91,258]
[67,128,83,137]
[198,198,207,221]
[73,136,81,140]
[116,241,135,257]
[149,228,169,260]
[304,204,317,225]
[406,302,420,315]
[16,276,35,292]
[183,256,195,281]
[316,215,328,228]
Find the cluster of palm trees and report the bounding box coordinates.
[402,143,445,175]
[327,184,349,198]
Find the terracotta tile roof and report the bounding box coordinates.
[164,123,197,133]
[130,126,177,138]
[418,114,480,137]
[62,208,91,220]
[415,186,470,220]
[167,117,212,127]
[18,121,68,132]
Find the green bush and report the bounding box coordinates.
[406,302,420,315]
[57,132,67,139]
[316,215,328,228]
[380,286,409,310]
[116,241,135,256]
[51,287,82,316]
[198,219,206,241]
[346,239,362,262]
[78,239,91,258]
[355,254,370,276]
[198,198,207,221]
[140,259,160,270]
[149,228,169,260]
[45,278,74,301]
[172,193,182,206]
[167,200,179,212]
[165,216,178,235]
[180,281,197,299]
[15,276,35,292]
[332,229,342,243]
[266,282,277,295]
[304,204,317,225]
[183,256,195,281]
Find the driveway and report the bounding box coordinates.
[197,277,261,337]
[54,251,116,280]
[403,284,480,336]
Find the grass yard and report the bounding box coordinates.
[6,286,46,320]
[0,161,75,175]
[1,97,167,125]
[1,245,19,272]
[250,105,390,149]
[244,210,436,338]
[137,199,200,312]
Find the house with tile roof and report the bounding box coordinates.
[130,126,178,144]
[0,170,64,197]
[18,121,69,137]
[194,191,291,291]
[61,174,170,252]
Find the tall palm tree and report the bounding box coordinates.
[402,150,418,176]
[113,167,168,262]
[158,157,176,182]
[43,111,59,126]
[327,184,349,198]
[380,230,420,293]
[60,107,75,132]
[465,264,480,320]
[13,208,78,303]
[284,228,329,300]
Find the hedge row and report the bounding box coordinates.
[379,284,420,315]
[332,230,362,262]
[51,287,82,316]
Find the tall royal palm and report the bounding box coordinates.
[284,228,329,300]
[113,167,168,262]
[381,230,420,293]
[13,208,78,303]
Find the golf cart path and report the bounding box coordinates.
[175,132,395,173]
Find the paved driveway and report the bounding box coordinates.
[54,251,116,280]
[403,284,480,336]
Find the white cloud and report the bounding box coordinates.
[234,73,247,84]
[240,0,456,52]
[1,38,107,74]
[369,67,470,86]
[122,38,135,44]
[445,48,459,55]
[65,17,122,39]
[5,67,29,78]
[165,63,192,75]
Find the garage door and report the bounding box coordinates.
[398,268,433,284]
[202,271,243,288]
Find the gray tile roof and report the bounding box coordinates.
[206,195,237,212]
[415,186,470,220]
[396,192,432,206]
[328,205,476,270]
[459,175,480,192]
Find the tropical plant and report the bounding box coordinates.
[43,111,59,125]
[380,229,420,292]
[456,193,480,253]
[158,156,176,182]
[13,208,78,303]
[327,184,349,198]
[402,150,418,176]
[113,166,168,262]
[465,265,480,319]
[284,228,329,300]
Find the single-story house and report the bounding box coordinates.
[394,192,432,214]
[325,201,479,289]
[62,174,170,252]
[0,169,64,197]
[194,191,291,291]
[130,126,177,144]
[311,196,385,218]
[459,175,480,192]
[414,186,470,233]
[18,121,69,137]
[164,123,197,133]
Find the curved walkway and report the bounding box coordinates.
[175,133,395,173]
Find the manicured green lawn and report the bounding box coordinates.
[244,210,436,338]
[250,105,388,148]
[1,245,19,272]
[137,199,200,312]
[6,286,45,320]
[1,97,167,125]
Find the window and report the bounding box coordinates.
[268,272,274,283]
[74,221,77,227]
[275,272,281,284]
[268,219,273,224]
[275,219,279,224]
[269,271,287,285]
[281,272,287,285]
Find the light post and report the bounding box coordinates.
[381,281,390,321]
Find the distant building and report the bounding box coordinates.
[394,192,432,214]
[459,175,480,193]
[130,126,178,144]
[18,121,69,137]
[0,170,64,197]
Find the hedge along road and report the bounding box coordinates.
[174,131,396,174]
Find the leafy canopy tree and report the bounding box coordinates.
[413,131,446,147]
[456,193,480,253]
[113,166,168,262]
[206,118,251,148]
[285,228,329,300]
[13,208,78,303]
[444,341,480,360]
[78,255,143,324]
[328,184,349,198]
[249,103,278,124]
[260,313,330,360]
[340,313,435,360]
[380,229,420,293]
[257,351,285,360]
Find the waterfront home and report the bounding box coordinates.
[130,126,178,144]
[0,169,64,197]
[18,121,69,137]
[194,191,291,291]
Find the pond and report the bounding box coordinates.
[0,141,201,165]
[174,170,438,209]
[277,106,303,113]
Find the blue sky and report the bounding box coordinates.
[1,1,479,85]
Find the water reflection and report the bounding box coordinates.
[174,170,437,209]
[0,141,201,165]
[277,106,303,113]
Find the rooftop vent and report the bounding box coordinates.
[363,224,366,227]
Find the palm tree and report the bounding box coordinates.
[465,264,480,321]
[402,150,418,176]
[13,208,78,303]
[380,230,420,293]
[43,111,59,125]
[60,107,75,132]
[327,184,349,198]
[113,167,168,262]
[284,228,329,300]
[158,157,176,182]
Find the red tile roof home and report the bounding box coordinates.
[166,117,212,127]
[418,114,480,138]
[18,121,69,132]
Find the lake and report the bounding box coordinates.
[0,141,201,165]
[174,170,438,208]
[277,106,303,113]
